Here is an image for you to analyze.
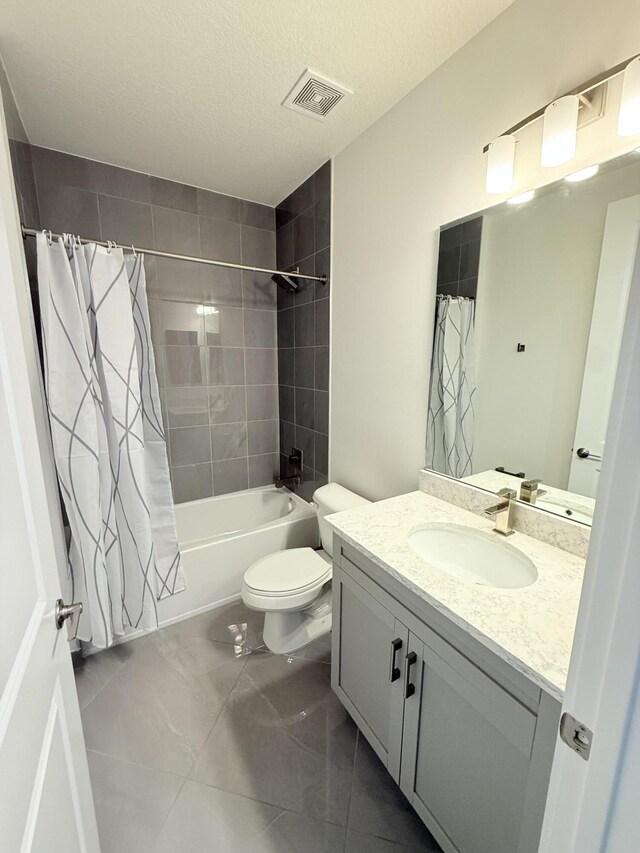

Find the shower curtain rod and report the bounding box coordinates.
[20,224,328,284]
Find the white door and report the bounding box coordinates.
[568,194,640,497]
[539,231,640,851]
[0,96,100,849]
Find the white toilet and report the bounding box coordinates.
[241,483,370,654]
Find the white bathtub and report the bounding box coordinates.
[155,485,319,626]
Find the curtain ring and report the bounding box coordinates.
[131,244,137,257]
[44,229,53,246]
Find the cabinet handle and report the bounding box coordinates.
[404,651,417,698]
[389,638,403,682]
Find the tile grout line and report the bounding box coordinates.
[78,633,155,713]
[345,728,360,839]
[78,656,129,714]
[183,647,251,780]
[80,603,364,849]
[85,746,185,781]
[87,739,192,853]
[180,756,351,831]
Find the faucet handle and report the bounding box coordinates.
[519,479,547,504]
[521,479,543,489]
[485,488,516,515]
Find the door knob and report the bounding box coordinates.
[55,599,83,641]
[576,447,603,462]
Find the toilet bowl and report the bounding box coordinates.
[241,483,370,654]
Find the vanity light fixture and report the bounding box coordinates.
[618,57,640,137]
[541,96,580,167]
[485,135,516,194]
[507,190,535,205]
[483,54,640,194]
[565,164,600,182]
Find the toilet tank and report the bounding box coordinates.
[312,483,370,557]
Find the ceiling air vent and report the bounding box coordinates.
[282,69,352,121]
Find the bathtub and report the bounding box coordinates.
[155,485,319,627]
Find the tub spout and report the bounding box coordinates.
[274,474,301,489]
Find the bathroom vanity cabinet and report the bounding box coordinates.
[331,537,561,853]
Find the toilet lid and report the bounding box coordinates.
[244,548,331,595]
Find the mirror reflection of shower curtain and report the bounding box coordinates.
[36,234,184,649]
[426,296,476,478]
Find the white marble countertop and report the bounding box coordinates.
[327,491,586,700]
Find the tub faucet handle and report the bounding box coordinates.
[288,448,302,474]
[274,447,303,490]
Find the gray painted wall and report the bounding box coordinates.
[276,161,331,500]
[0,55,28,143]
[2,54,40,293]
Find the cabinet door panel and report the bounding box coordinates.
[426,646,536,759]
[402,635,535,853]
[332,568,407,777]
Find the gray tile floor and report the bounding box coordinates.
[76,601,441,853]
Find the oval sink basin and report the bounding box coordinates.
[408,523,537,589]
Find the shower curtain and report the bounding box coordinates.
[36,234,184,648]
[426,296,476,478]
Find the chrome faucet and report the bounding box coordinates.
[485,488,517,536]
[519,478,547,505]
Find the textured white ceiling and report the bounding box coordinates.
[0,0,513,205]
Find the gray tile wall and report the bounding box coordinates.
[276,161,330,500]
[27,146,279,502]
[437,216,483,298]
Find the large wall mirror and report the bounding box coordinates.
[427,150,640,526]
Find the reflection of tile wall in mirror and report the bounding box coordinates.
[437,216,483,298]
[428,150,640,526]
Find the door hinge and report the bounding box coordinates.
[559,712,593,761]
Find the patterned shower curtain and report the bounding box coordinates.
[36,234,184,648]
[426,296,476,478]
